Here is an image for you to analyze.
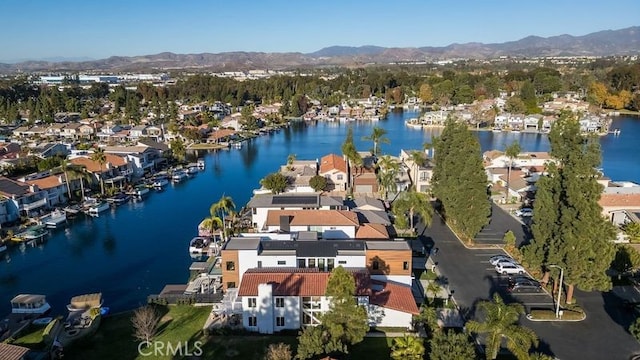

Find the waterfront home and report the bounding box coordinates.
[70,154,133,187]
[218,238,417,332]
[235,268,418,333]
[128,125,148,140]
[0,177,49,219]
[318,154,348,192]
[206,129,237,144]
[60,123,82,140]
[483,150,554,169]
[103,145,159,178]
[45,123,67,138]
[246,193,345,229]
[399,149,434,193]
[0,197,19,225]
[485,168,536,202]
[22,173,69,207]
[264,209,359,238]
[144,125,163,141]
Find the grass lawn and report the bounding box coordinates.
[60,304,397,359]
[65,305,210,360]
[11,324,48,350]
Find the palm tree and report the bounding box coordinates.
[504,141,521,203]
[466,293,538,360]
[427,279,443,305]
[377,155,400,200]
[390,334,425,360]
[286,153,296,171]
[90,147,107,196]
[363,126,390,156]
[62,164,91,202]
[211,195,236,240]
[200,215,223,238]
[342,126,363,192]
[60,161,73,202]
[392,191,433,231]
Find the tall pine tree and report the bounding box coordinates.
[524,111,616,303]
[432,116,491,241]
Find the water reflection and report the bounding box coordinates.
[240,138,259,169]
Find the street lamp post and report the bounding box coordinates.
[549,265,564,319]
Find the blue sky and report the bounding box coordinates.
[1,0,638,61]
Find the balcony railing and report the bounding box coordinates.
[20,198,48,211]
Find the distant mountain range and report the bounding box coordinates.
[2,26,639,74]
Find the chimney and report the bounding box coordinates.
[279,215,290,233]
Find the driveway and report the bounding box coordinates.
[416,203,640,360]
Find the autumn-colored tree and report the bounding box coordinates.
[587,82,609,108]
[419,83,433,104]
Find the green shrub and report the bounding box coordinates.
[528,309,584,321]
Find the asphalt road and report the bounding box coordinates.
[417,203,640,360]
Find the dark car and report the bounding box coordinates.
[507,276,542,293]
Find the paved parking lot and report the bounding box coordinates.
[417,203,640,360]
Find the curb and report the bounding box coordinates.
[435,212,503,250]
[525,313,586,322]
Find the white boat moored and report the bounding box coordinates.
[10,294,51,315]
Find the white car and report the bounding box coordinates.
[495,263,526,275]
[515,208,533,217]
[489,255,516,266]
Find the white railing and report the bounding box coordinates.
[21,198,48,211]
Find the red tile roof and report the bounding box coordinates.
[238,268,371,297]
[599,193,640,208]
[238,270,330,296]
[265,210,359,227]
[320,154,347,174]
[0,343,30,360]
[26,175,64,189]
[369,280,420,315]
[356,223,389,239]
[70,154,127,173]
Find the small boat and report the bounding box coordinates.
[492,127,502,133]
[197,159,205,169]
[32,317,54,326]
[189,236,212,254]
[40,209,67,228]
[153,178,169,189]
[86,201,110,215]
[64,204,82,215]
[233,142,242,149]
[172,170,188,182]
[67,293,103,312]
[187,166,199,175]
[12,225,49,242]
[107,192,130,205]
[10,294,51,315]
[134,185,150,197]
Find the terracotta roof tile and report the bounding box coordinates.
[369,280,419,315]
[356,223,389,239]
[26,175,64,189]
[70,154,127,173]
[265,210,359,227]
[599,193,640,208]
[0,343,30,360]
[238,268,371,296]
[320,154,347,174]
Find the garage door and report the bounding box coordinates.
[355,185,373,193]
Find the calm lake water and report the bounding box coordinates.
[1,110,638,315]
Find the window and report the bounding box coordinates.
[257,261,262,268]
[337,174,343,180]
[372,260,379,270]
[403,261,409,270]
[276,316,285,326]
[275,298,284,308]
[226,282,236,289]
[248,316,257,326]
[308,259,316,268]
[252,208,257,215]
[277,260,286,265]
[248,298,257,308]
[226,261,235,271]
[327,259,335,271]
[318,258,325,270]
[298,259,306,268]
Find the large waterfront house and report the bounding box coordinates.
[103,145,159,178]
[70,154,133,188]
[246,193,345,230]
[22,173,69,208]
[318,154,348,192]
[218,237,417,333]
[598,181,640,226]
[351,152,379,195]
[0,177,49,220]
[483,151,555,169]
[278,160,319,193]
